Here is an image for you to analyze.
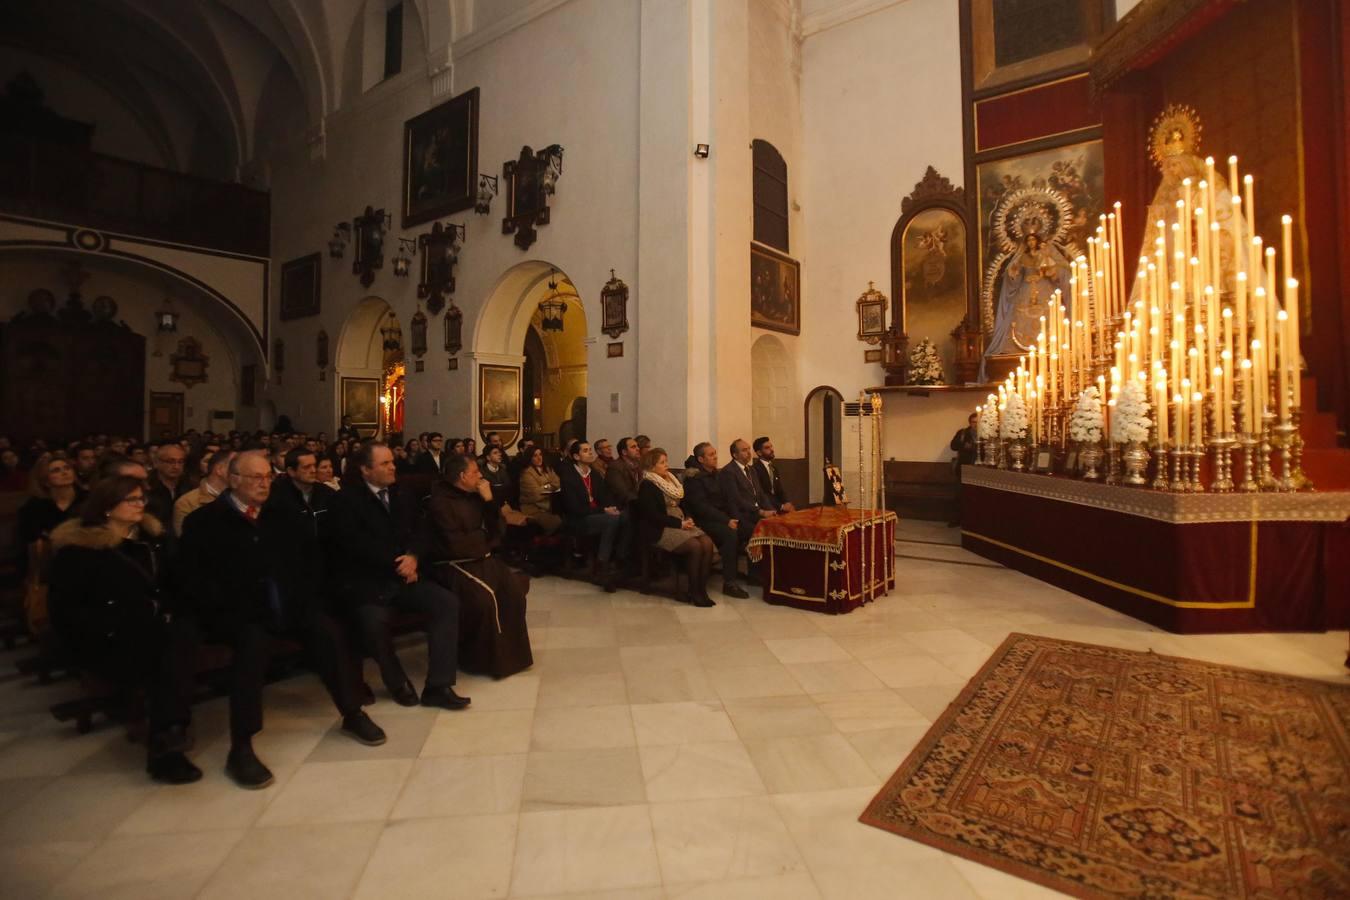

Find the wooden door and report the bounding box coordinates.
[147,391,184,439]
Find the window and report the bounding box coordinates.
[384,3,404,79]
[752,139,788,253]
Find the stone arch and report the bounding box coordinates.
[473,260,588,446]
[335,296,401,433]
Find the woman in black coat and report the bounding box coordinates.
[633,448,715,607]
[48,475,201,784]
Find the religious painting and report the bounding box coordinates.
[279,253,320,320]
[402,87,479,228]
[966,0,1112,91]
[899,208,968,382]
[977,139,1103,368]
[341,377,380,431]
[750,243,800,336]
[479,364,521,429]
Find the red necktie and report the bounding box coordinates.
[245,505,259,520]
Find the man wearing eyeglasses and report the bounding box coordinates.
[177,450,387,789]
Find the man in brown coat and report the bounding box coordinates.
[605,437,642,508]
[427,454,533,678]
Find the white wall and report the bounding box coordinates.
[798,0,965,460]
[0,258,243,435]
[264,0,640,441]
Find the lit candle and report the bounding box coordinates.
[1111,207,1126,319]
[1243,175,1256,241]
[1205,158,1217,220]
[1281,215,1293,294]
[1196,204,1209,294]
[1235,271,1248,373]
[1287,278,1301,408]
[1265,248,1277,367]
[1174,391,1184,449]
[1180,180,1193,268]
[1157,371,1169,447]
[1204,286,1218,406]
[1179,380,1190,446]
[1240,357,1253,434]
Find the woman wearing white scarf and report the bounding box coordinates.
[634,448,716,606]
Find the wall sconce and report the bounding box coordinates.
[393,238,416,277]
[418,221,465,313]
[410,310,428,359]
[855,281,889,345]
[694,144,710,158]
[380,311,403,352]
[353,206,391,287]
[476,174,499,215]
[328,222,351,258]
[600,269,629,339]
[443,304,463,355]
[537,268,569,333]
[156,297,180,333]
[540,144,564,195]
[316,329,329,380]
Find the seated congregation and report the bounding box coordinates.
[4,425,800,790]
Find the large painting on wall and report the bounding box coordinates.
[976,139,1103,364]
[966,0,1112,91]
[900,208,968,383]
[750,243,801,335]
[402,87,480,228]
[279,253,320,320]
[341,377,380,432]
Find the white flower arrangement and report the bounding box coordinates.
[1000,392,1028,440]
[978,402,999,440]
[907,338,945,386]
[1110,379,1152,443]
[1068,386,1104,444]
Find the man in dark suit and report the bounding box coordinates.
[145,442,189,531]
[177,451,386,790]
[414,432,448,476]
[720,438,777,525]
[605,437,642,508]
[327,442,468,710]
[751,436,795,515]
[683,442,753,599]
[267,447,336,538]
[557,440,626,591]
[949,412,978,526]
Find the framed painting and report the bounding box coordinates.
[341,377,380,431]
[966,0,1113,92]
[750,242,801,335]
[402,87,480,228]
[479,364,521,429]
[279,253,320,320]
[976,139,1103,366]
[898,208,969,383]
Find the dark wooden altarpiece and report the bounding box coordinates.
[1,308,145,443]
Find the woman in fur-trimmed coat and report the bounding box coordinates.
[48,475,201,784]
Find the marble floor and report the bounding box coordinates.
[1,520,1346,900]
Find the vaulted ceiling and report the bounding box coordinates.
[0,0,456,181]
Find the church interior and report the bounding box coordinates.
[1,0,1348,897]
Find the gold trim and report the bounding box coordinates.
[962,528,1258,610]
[977,124,1101,157]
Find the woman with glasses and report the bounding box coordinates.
[48,476,201,784]
[18,457,85,635]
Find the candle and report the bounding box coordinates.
[1287,278,1301,407]
[1157,372,1169,447]
[1181,180,1192,267]
[1243,175,1256,242]
[1112,206,1126,318]
[1231,195,1245,276]
[1210,221,1222,298]
[1205,158,1216,220]
[1281,215,1293,295]
[1240,357,1253,434]
[1235,270,1248,373]
[1196,204,1209,294]
[1264,248,1277,366]
[1222,306,1234,434]
[1205,286,1218,405]
[1276,308,1290,420]
[1179,380,1190,446]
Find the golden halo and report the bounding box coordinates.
[1149,104,1202,170]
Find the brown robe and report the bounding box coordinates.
[426,481,533,678]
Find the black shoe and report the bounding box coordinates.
[359,682,377,706]
[341,711,388,746]
[721,582,750,599]
[601,567,618,593]
[147,751,203,785]
[226,746,275,790]
[690,593,716,608]
[420,685,471,710]
[389,681,420,707]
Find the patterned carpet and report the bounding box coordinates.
[860,633,1350,899]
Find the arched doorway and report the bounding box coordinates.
[804,385,844,505]
[336,297,404,437]
[474,261,588,449]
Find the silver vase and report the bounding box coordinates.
[1007,440,1027,472]
[1122,439,1148,486]
[1080,442,1103,480]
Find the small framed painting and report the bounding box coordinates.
[607,342,624,358]
[341,377,380,431]
[479,364,521,428]
[279,253,321,320]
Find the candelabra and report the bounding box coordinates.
[1271,419,1297,492]
[1258,412,1278,489]
[1151,444,1169,490]
[1209,434,1236,492]
[1169,446,1186,492]
[1104,444,1120,485]
[1187,445,1204,491]
[1237,433,1259,492]
[1290,408,1312,491]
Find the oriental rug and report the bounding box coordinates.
[860,633,1350,899]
